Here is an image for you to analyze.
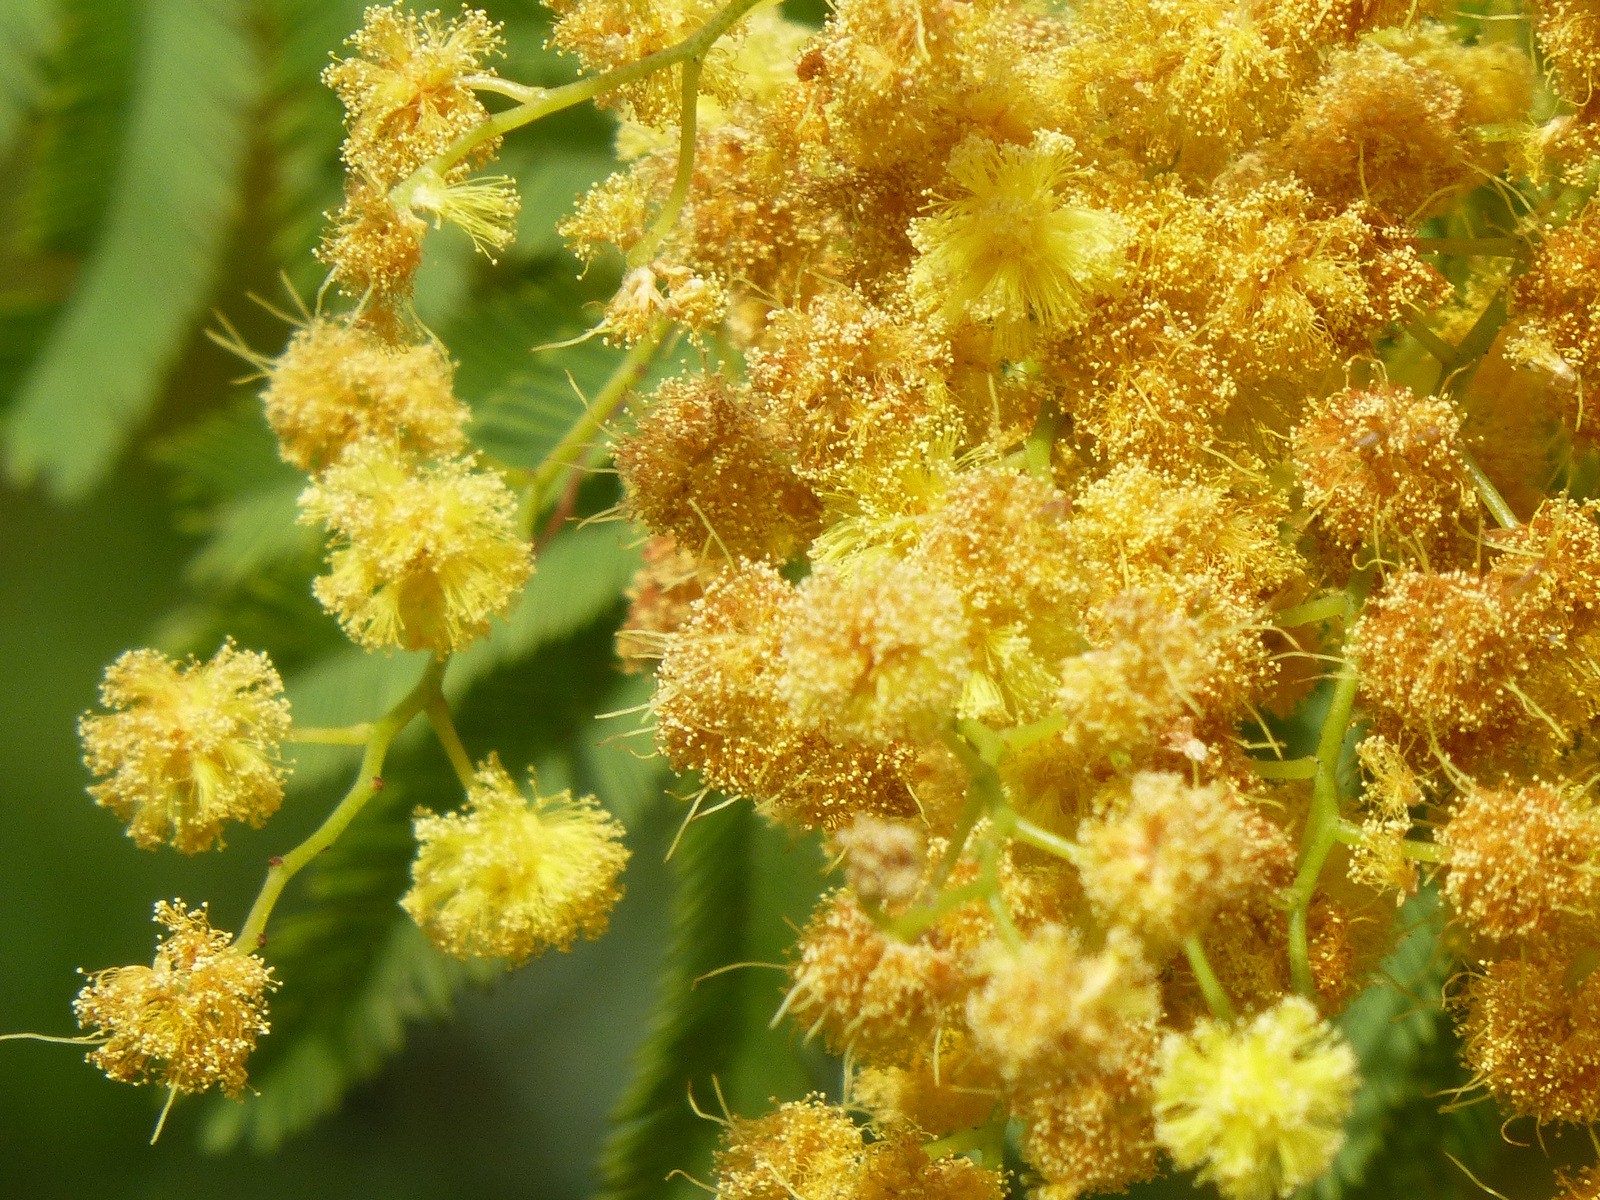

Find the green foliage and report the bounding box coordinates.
[599,802,756,1200]
[6,0,260,499]
[1311,890,1501,1200]
[200,779,493,1153]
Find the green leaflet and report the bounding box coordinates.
[597,800,832,1200]
[597,801,755,1200]
[5,0,259,499]
[1309,889,1500,1200]
[0,0,58,166]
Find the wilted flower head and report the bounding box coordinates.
[299,440,532,654]
[79,642,291,854]
[1154,996,1358,1200]
[73,900,275,1096]
[402,755,630,964]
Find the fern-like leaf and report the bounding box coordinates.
[597,801,754,1200]
[6,0,259,499]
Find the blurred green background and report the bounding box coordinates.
[0,1,830,1195]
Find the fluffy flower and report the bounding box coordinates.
[299,440,532,654]
[402,755,630,964]
[73,900,275,1095]
[909,132,1130,350]
[1154,997,1358,1200]
[79,642,290,854]
[261,317,469,471]
[323,4,502,187]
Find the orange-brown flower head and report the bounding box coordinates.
[712,1096,863,1200]
[780,559,973,746]
[402,755,630,964]
[299,440,532,654]
[1013,1058,1162,1200]
[652,563,917,829]
[1291,382,1472,549]
[1349,568,1563,735]
[965,925,1161,1087]
[261,317,469,471]
[909,132,1130,352]
[850,1027,1001,1137]
[614,372,823,562]
[79,643,291,854]
[1154,996,1359,1200]
[744,289,954,496]
[785,874,990,1057]
[1534,0,1600,101]
[1057,589,1268,767]
[323,4,502,187]
[317,177,429,307]
[1508,203,1600,397]
[73,900,275,1096]
[1266,38,1470,219]
[712,1096,1006,1200]
[1075,772,1292,951]
[1440,782,1600,942]
[831,814,927,910]
[1490,497,1600,622]
[1458,943,1600,1125]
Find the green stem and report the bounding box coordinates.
[626,55,704,269]
[426,697,476,791]
[1003,810,1080,861]
[1406,316,1461,369]
[1252,756,1319,781]
[1287,665,1361,998]
[233,657,447,950]
[518,322,674,537]
[285,724,373,746]
[1273,594,1350,627]
[1183,935,1237,1022]
[931,726,1006,891]
[1461,449,1520,529]
[887,879,990,940]
[400,0,766,191]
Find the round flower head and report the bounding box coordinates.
[1075,772,1292,951]
[73,900,275,1096]
[965,925,1161,1086]
[323,3,503,187]
[1291,382,1472,550]
[909,131,1130,351]
[299,440,532,654]
[79,642,291,854]
[1458,942,1600,1125]
[779,558,973,746]
[1440,782,1600,942]
[1153,996,1359,1200]
[402,755,630,964]
[261,317,469,471]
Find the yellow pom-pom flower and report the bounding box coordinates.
[1153,996,1358,1200]
[401,755,631,965]
[261,317,469,472]
[909,131,1130,351]
[73,900,275,1096]
[299,440,532,655]
[78,641,291,854]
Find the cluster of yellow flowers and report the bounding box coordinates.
[18,0,1600,1192]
